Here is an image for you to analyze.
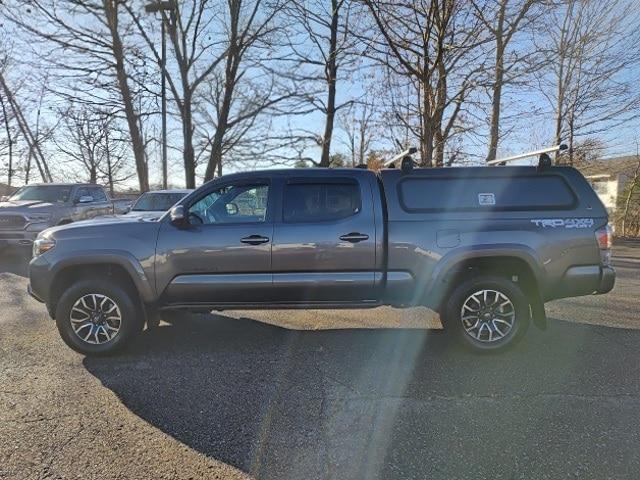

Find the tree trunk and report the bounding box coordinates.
[89,161,97,184]
[0,72,50,182]
[553,85,564,164]
[204,54,238,181]
[105,131,115,196]
[358,114,366,166]
[104,0,149,192]
[206,127,226,182]
[621,160,640,237]
[0,93,12,187]
[319,0,340,168]
[433,130,445,167]
[420,78,433,167]
[567,115,575,166]
[204,1,242,182]
[182,90,196,188]
[487,43,505,162]
[433,58,448,167]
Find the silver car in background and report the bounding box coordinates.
[125,189,193,221]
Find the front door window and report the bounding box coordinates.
[189,184,269,225]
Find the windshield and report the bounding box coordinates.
[9,185,72,203]
[132,192,187,212]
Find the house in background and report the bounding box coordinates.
[585,173,624,214]
[577,156,639,231]
[579,156,637,206]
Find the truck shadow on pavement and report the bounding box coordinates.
[83,312,640,480]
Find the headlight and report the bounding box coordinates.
[33,237,56,257]
[26,213,52,223]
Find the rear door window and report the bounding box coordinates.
[283,180,361,223]
[89,187,107,202]
[399,176,576,212]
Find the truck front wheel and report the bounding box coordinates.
[55,279,143,356]
[443,275,530,352]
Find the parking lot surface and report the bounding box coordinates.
[1,242,639,479]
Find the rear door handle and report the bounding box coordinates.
[240,235,270,245]
[339,232,369,243]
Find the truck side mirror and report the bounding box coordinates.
[170,205,187,226]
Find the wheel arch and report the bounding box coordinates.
[425,246,547,328]
[47,253,154,318]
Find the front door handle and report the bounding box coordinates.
[240,235,270,245]
[339,232,369,243]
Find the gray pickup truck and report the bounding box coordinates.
[28,165,615,355]
[0,183,129,250]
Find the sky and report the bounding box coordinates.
[1,0,639,190]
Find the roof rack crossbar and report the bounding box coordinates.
[487,144,567,166]
[383,147,417,168]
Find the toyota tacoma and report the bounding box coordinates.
[28,164,615,355]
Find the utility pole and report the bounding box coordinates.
[144,0,176,189]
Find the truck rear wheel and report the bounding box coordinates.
[55,279,143,356]
[443,275,530,352]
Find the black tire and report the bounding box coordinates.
[55,279,143,356]
[443,275,530,353]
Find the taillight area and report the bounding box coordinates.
[595,224,613,265]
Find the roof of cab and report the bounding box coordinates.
[142,189,193,194]
[204,168,375,183]
[19,183,101,187]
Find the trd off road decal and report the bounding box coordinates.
[530,218,595,229]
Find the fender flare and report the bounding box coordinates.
[423,244,547,329]
[49,250,155,303]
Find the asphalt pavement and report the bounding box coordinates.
[1,242,639,480]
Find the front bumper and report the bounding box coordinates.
[27,283,45,303]
[28,253,53,306]
[0,230,39,246]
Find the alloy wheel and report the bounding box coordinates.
[69,294,122,345]
[460,289,516,343]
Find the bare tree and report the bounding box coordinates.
[4,0,152,191]
[99,120,134,196]
[338,99,376,166]
[0,69,53,183]
[471,0,547,162]
[126,0,222,187]
[201,0,300,179]
[56,107,108,183]
[55,105,134,190]
[283,0,364,167]
[0,87,15,187]
[621,146,640,237]
[128,0,294,185]
[539,0,640,164]
[364,0,488,167]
